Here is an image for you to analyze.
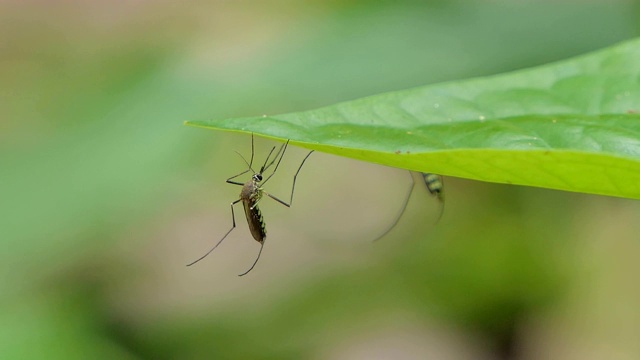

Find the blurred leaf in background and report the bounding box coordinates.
[1,0,640,359]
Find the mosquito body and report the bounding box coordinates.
[422,172,444,222]
[188,134,313,276]
[422,173,444,203]
[240,177,267,244]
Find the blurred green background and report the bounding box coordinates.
[2,0,640,359]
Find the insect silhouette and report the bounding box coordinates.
[372,172,444,242]
[187,134,314,276]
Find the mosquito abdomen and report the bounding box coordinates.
[423,173,444,201]
[243,200,266,242]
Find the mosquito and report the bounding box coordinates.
[372,172,444,242]
[187,134,314,276]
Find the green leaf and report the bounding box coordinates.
[187,38,640,199]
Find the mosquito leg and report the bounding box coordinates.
[262,141,287,174]
[227,168,251,185]
[226,134,257,181]
[187,198,242,266]
[262,140,290,184]
[249,133,255,169]
[287,150,314,205]
[371,170,416,242]
[238,241,264,277]
[261,145,278,170]
[263,149,314,207]
[250,196,263,210]
[265,192,290,207]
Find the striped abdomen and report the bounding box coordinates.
[422,173,444,201]
[240,180,266,243]
[243,200,266,243]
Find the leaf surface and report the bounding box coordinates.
[188,39,640,199]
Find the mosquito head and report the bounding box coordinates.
[253,173,263,182]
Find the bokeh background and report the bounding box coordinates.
[2,0,640,359]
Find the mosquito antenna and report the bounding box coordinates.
[262,140,289,185]
[234,151,254,172]
[238,241,264,276]
[372,171,416,242]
